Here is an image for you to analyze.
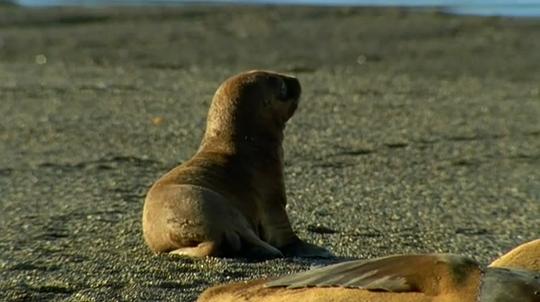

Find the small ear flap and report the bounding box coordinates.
[262,96,272,107]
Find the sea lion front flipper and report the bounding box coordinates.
[280,239,334,259]
[239,228,284,259]
[266,254,481,295]
[256,197,333,259]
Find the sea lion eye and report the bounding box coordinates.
[277,79,288,101]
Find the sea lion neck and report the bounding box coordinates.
[199,129,284,156]
[201,85,286,154]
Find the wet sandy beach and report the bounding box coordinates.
[0,5,539,301]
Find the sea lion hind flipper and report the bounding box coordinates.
[169,241,219,258]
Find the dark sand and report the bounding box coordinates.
[1,5,539,301]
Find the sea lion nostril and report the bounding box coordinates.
[284,77,301,100]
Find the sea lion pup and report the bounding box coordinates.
[197,239,540,302]
[142,70,333,259]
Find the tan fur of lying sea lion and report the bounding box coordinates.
[197,239,540,302]
[142,70,332,259]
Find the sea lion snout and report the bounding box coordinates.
[243,70,301,102]
[280,76,301,102]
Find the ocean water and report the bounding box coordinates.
[13,0,540,17]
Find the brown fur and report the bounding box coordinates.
[198,280,432,302]
[489,239,540,271]
[197,239,540,302]
[142,70,332,259]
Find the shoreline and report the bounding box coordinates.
[12,0,540,18]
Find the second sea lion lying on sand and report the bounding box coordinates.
[198,239,540,302]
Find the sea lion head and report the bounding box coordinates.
[204,70,301,144]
